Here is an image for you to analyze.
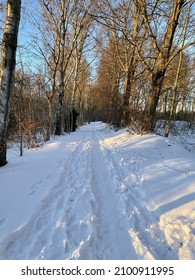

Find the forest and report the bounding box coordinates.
[0,0,195,166]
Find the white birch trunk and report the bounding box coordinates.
[0,0,21,166]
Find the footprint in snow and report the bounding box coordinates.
[28,175,52,196]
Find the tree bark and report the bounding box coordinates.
[143,69,165,131]
[0,0,21,167]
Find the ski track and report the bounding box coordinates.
[0,123,179,259]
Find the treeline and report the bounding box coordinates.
[0,0,195,166]
[91,0,195,134]
[8,63,91,155]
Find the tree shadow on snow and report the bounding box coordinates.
[157,192,195,215]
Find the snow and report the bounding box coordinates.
[0,122,194,260]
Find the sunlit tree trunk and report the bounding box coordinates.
[140,0,186,132]
[0,0,21,167]
[123,4,141,125]
[165,0,192,137]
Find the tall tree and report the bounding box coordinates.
[165,0,193,137]
[139,0,190,132]
[31,0,94,136]
[93,0,144,124]
[0,0,21,167]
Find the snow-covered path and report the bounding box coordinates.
[0,122,194,259]
[86,128,137,259]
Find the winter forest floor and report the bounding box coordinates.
[0,122,195,260]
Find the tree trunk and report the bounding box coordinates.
[141,0,186,132]
[46,98,52,141]
[143,69,165,132]
[0,0,21,167]
[122,4,140,125]
[163,91,168,117]
[123,61,135,124]
[165,0,191,137]
[55,97,63,136]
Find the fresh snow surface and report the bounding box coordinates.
[0,122,194,260]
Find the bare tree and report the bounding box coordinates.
[165,0,194,136]
[30,0,94,136]
[0,0,21,167]
[91,1,139,124]
[139,0,194,132]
